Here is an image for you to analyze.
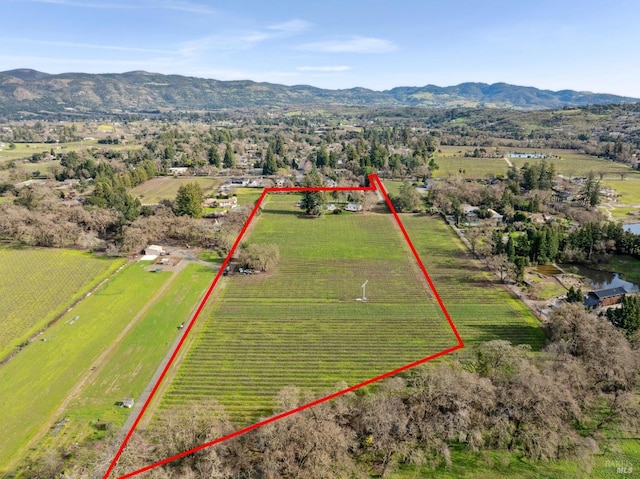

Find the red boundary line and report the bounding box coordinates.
[104,174,464,479]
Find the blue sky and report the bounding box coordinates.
[2,0,640,96]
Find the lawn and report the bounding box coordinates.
[0,262,171,472]
[131,176,221,204]
[161,194,459,424]
[0,247,125,360]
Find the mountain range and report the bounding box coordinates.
[1,69,638,117]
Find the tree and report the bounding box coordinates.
[263,145,278,175]
[238,243,280,271]
[174,182,204,218]
[390,182,421,212]
[208,145,221,167]
[300,169,324,216]
[581,171,600,208]
[605,295,640,337]
[223,142,236,168]
[315,145,329,168]
[566,286,584,303]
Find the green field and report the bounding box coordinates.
[390,438,639,479]
[131,176,221,204]
[160,193,544,425]
[36,263,216,453]
[400,215,545,349]
[0,247,125,360]
[433,146,638,180]
[0,262,171,471]
[603,179,640,204]
[161,194,459,423]
[0,141,97,163]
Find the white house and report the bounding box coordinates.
[344,203,363,212]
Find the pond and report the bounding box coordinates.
[559,263,640,292]
[622,223,640,235]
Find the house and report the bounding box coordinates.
[168,167,189,175]
[325,178,338,187]
[344,203,363,212]
[326,203,336,211]
[583,287,627,309]
[121,398,135,408]
[145,245,164,256]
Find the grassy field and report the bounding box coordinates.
[400,215,545,350]
[131,176,221,204]
[160,192,544,425]
[603,179,640,204]
[390,438,639,478]
[0,247,125,360]
[161,194,459,424]
[433,146,639,180]
[0,141,97,163]
[0,262,171,471]
[35,263,216,454]
[232,186,263,206]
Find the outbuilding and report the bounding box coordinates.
[583,287,627,309]
[145,245,164,256]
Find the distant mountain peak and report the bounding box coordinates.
[0,70,637,118]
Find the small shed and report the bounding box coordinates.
[145,245,164,256]
[121,398,134,408]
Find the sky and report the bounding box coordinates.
[2,0,640,97]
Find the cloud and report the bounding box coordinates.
[267,19,310,33]
[296,66,351,72]
[177,18,310,56]
[299,36,396,53]
[2,37,173,54]
[14,0,216,14]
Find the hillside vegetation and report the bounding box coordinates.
[1,69,638,118]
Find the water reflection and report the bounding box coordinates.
[622,223,640,235]
[559,263,639,292]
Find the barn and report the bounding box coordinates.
[583,287,627,309]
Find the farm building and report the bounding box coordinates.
[344,203,363,212]
[168,167,189,175]
[121,398,134,408]
[583,287,627,309]
[145,245,165,256]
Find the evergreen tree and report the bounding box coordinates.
[208,145,221,167]
[316,145,329,168]
[300,169,324,216]
[263,146,278,175]
[566,286,583,303]
[174,182,204,218]
[223,142,236,168]
[606,295,640,337]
